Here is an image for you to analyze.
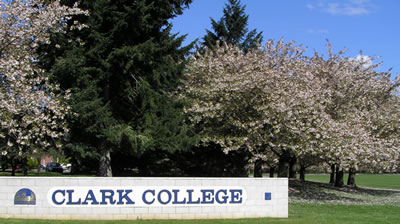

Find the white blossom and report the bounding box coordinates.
[179,40,400,172]
[0,0,85,160]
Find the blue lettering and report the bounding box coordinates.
[201,189,214,204]
[100,190,116,205]
[51,188,244,206]
[82,190,99,205]
[66,190,81,205]
[172,189,186,204]
[186,189,200,204]
[215,189,228,204]
[142,189,155,205]
[117,190,134,205]
[52,190,65,205]
[158,189,172,205]
[229,189,242,204]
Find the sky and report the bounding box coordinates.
[171,0,400,79]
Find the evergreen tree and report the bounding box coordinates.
[199,0,263,176]
[202,0,263,52]
[40,0,195,176]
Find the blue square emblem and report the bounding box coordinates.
[265,192,271,200]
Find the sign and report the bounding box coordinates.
[47,186,247,207]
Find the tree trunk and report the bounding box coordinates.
[335,165,344,188]
[98,144,112,177]
[347,168,356,187]
[278,157,289,177]
[37,158,41,175]
[10,159,16,176]
[269,166,275,178]
[253,159,263,177]
[329,164,335,184]
[289,157,297,178]
[299,165,306,181]
[97,78,112,177]
[22,158,28,176]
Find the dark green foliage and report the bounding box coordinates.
[112,142,249,177]
[175,143,250,177]
[202,0,263,52]
[40,0,195,176]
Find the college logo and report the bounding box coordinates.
[14,188,36,205]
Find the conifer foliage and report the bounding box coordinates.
[41,0,194,176]
[202,0,262,52]
[200,0,263,176]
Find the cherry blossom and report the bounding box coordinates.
[0,0,85,164]
[179,40,399,175]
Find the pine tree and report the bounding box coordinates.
[40,0,195,176]
[199,0,263,176]
[202,0,263,52]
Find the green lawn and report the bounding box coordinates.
[0,171,63,177]
[305,173,400,190]
[0,171,96,177]
[0,204,399,224]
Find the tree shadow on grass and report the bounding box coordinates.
[352,186,400,196]
[289,179,400,203]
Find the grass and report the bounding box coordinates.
[1,204,399,224]
[290,179,400,206]
[305,173,400,190]
[0,171,63,177]
[0,171,96,177]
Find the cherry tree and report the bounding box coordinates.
[308,46,400,186]
[179,40,331,177]
[179,40,399,182]
[0,0,85,174]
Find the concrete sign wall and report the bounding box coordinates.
[0,177,288,220]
